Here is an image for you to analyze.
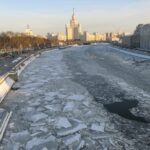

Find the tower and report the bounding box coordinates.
[66,9,82,41]
[25,24,33,36]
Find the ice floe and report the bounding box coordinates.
[91,123,105,132]
[55,117,72,129]
[63,102,74,112]
[10,130,31,143]
[57,123,87,136]
[26,135,56,150]
[25,112,48,122]
[68,94,85,101]
[63,133,81,146]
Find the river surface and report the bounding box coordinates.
[1,44,150,150]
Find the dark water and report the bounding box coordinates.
[104,100,148,123]
[11,87,20,91]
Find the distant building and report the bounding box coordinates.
[106,33,111,41]
[66,9,82,41]
[81,32,95,42]
[140,24,150,51]
[47,33,51,40]
[106,32,120,42]
[121,35,139,49]
[81,32,106,43]
[48,10,123,45]
[94,33,106,41]
[57,32,66,41]
[94,32,101,41]
[134,24,143,35]
[111,33,120,42]
[122,24,150,51]
[132,24,143,48]
[121,25,142,48]
[25,24,33,36]
[46,32,66,46]
[122,35,132,48]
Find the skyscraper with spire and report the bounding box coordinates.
[66,9,82,41]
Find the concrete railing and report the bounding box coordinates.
[0,111,12,142]
[0,53,40,104]
[0,53,40,142]
[0,75,15,104]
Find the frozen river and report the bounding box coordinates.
[1,44,150,150]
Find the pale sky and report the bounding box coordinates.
[0,0,150,35]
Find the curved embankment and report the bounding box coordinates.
[0,54,39,103]
[0,52,40,142]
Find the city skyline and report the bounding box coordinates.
[0,0,150,35]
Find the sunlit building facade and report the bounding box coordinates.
[66,10,82,41]
[94,33,106,41]
[25,24,33,36]
[57,32,66,41]
[106,32,120,42]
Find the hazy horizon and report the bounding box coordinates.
[0,0,150,35]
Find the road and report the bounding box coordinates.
[1,44,150,150]
[0,54,28,76]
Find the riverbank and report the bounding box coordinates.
[0,49,50,143]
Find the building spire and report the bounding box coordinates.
[73,8,75,15]
[27,24,30,29]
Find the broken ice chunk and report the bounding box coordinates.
[45,105,60,112]
[57,123,87,136]
[10,130,31,143]
[42,147,48,150]
[25,112,48,122]
[73,140,85,150]
[63,102,74,112]
[45,92,58,97]
[63,133,81,146]
[26,135,56,150]
[68,95,85,101]
[55,117,72,129]
[83,101,90,107]
[91,123,105,132]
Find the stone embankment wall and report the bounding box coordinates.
[0,52,41,142]
[0,54,40,104]
[0,75,15,103]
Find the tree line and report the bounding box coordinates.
[0,31,50,53]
